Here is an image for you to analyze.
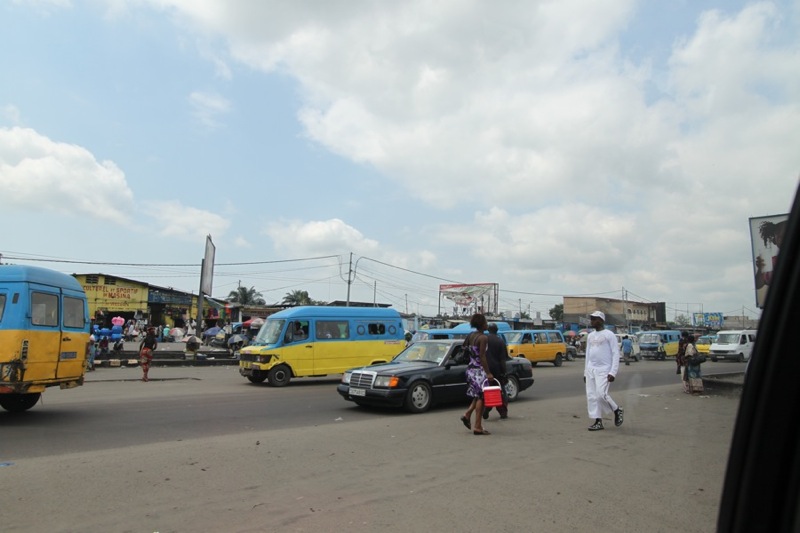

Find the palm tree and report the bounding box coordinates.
[282,290,312,306]
[227,286,266,306]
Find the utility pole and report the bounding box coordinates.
[345,253,353,307]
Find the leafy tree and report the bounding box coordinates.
[674,314,691,327]
[549,303,563,321]
[282,290,313,306]
[226,286,265,306]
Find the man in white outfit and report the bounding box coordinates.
[584,311,624,431]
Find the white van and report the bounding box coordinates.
[710,330,757,362]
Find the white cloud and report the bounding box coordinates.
[145,200,231,242]
[189,91,231,128]
[265,218,379,256]
[1,105,21,124]
[0,127,134,224]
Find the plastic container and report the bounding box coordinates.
[482,379,503,408]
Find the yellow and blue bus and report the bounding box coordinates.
[0,265,90,412]
[239,306,406,386]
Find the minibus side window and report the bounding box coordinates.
[535,333,548,344]
[31,292,58,326]
[285,321,309,343]
[0,294,5,322]
[316,320,348,339]
[367,323,386,335]
[547,332,562,343]
[522,333,532,344]
[63,296,85,328]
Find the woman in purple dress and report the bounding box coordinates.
[459,313,494,435]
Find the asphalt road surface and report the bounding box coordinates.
[0,359,745,532]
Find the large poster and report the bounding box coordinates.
[439,283,498,316]
[749,213,789,308]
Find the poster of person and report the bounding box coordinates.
[749,213,789,308]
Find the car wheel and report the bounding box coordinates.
[504,376,520,402]
[404,381,432,413]
[267,365,292,387]
[711,356,718,362]
[530,362,538,367]
[553,354,563,367]
[738,352,745,363]
[566,351,575,362]
[246,373,267,384]
[0,392,41,412]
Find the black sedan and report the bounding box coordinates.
[337,339,534,413]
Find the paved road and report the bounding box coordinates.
[0,360,743,532]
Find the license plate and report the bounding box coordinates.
[349,387,366,397]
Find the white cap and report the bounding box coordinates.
[589,311,605,321]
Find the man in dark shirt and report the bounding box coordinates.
[483,323,509,420]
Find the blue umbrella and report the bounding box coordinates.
[202,326,222,337]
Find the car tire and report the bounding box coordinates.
[711,356,718,362]
[267,365,292,387]
[246,373,267,384]
[738,353,745,363]
[530,362,538,367]
[0,392,41,412]
[404,381,432,413]
[504,376,520,402]
[553,354,563,367]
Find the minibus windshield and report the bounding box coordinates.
[253,319,285,345]
[640,333,660,344]
[716,333,739,344]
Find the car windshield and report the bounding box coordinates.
[393,342,451,364]
[252,319,285,345]
[504,332,524,343]
[716,333,739,344]
[697,337,711,345]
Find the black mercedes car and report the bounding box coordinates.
[337,339,534,413]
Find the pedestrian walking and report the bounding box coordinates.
[483,322,509,420]
[139,327,158,382]
[459,313,493,435]
[584,311,623,431]
[86,334,97,371]
[621,335,633,366]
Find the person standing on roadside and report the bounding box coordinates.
[459,313,493,435]
[483,323,509,420]
[676,330,690,375]
[621,335,633,366]
[584,311,623,431]
[139,327,158,382]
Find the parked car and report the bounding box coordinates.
[337,339,534,413]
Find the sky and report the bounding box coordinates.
[1,0,798,322]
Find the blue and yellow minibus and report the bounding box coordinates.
[239,306,406,386]
[0,265,90,412]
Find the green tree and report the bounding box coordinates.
[674,314,691,327]
[549,303,564,321]
[282,290,313,306]
[227,286,265,306]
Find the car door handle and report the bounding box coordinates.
[62,336,72,342]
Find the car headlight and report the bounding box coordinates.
[374,376,400,388]
[341,371,352,384]
[256,354,273,364]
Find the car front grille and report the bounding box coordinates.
[350,371,376,389]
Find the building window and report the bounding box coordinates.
[85,275,99,284]
[104,276,117,285]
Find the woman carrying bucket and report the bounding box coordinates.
[459,313,494,435]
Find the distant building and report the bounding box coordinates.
[563,296,666,330]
